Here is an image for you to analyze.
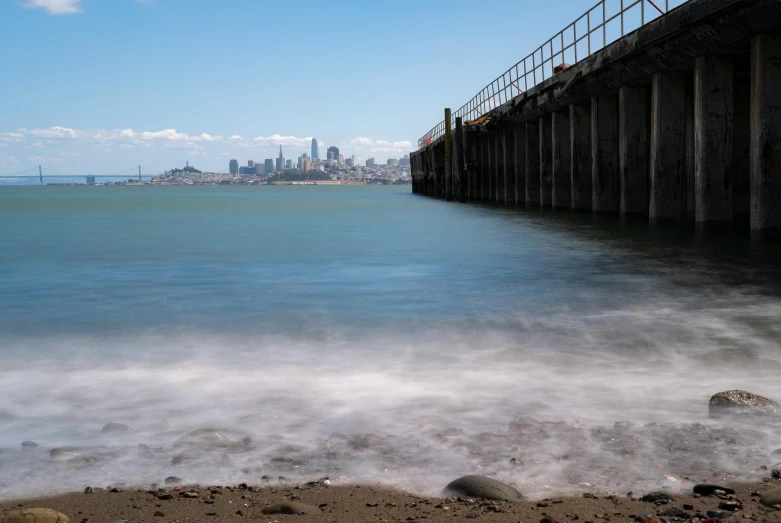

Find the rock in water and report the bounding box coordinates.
[441,475,524,502]
[760,486,781,507]
[708,390,781,418]
[261,502,319,515]
[3,508,69,523]
[101,423,131,433]
[173,428,233,450]
[693,483,735,495]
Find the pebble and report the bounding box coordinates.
[83,486,93,494]
[718,499,742,511]
[760,486,781,507]
[164,476,182,485]
[261,501,319,515]
[692,483,734,496]
[21,441,39,448]
[441,475,524,502]
[3,508,69,523]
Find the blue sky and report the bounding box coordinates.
[0,0,608,175]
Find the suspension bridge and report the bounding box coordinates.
[0,165,167,184]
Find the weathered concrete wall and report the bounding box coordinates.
[504,129,516,205]
[514,125,526,205]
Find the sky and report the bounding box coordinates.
[0,0,611,175]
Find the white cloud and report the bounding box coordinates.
[23,0,82,15]
[376,140,391,146]
[351,137,373,146]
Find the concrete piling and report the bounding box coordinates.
[694,55,734,231]
[445,108,453,201]
[514,124,526,205]
[750,33,781,242]
[504,129,516,205]
[591,94,620,215]
[495,132,505,203]
[650,71,686,226]
[570,103,592,212]
[552,111,571,210]
[526,120,541,207]
[619,84,650,221]
[540,116,553,208]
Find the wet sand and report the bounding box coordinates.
[2,479,780,522]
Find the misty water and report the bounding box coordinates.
[1,185,781,501]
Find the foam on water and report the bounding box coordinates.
[1,285,781,500]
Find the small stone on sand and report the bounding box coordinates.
[3,508,69,523]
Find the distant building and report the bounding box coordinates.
[338,153,344,165]
[399,154,410,167]
[239,166,257,175]
[248,160,255,168]
[366,158,376,167]
[311,138,319,160]
[286,159,293,169]
[86,175,96,185]
[352,154,357,167]
[303,158,311,171]
[276,146,285,171]
[229,159,239,174]
[345,158,353,167]
[264,159,274,174]
[387,158,399,167]
[327,146,339,161]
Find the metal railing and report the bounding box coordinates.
[418,0,688,148]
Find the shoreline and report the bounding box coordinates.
[2,478,779,522]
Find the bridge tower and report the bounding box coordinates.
[138,165,141,181]
[38,165,42,185]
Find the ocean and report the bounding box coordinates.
[1,184,780,500]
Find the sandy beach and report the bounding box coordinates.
[2,477,780,523]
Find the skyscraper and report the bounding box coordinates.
[264,159,274,174]
[229,159,239,174]
[327,146,339,161]
[276,145,284,171]
[311,138,319,160]
[352,154,357,167]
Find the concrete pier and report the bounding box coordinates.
[410,0,781,242]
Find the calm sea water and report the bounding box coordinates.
[1,185,781,499]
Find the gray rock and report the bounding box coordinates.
[693,483,735,495]
[101,423,131,433]
[164,476,182,485]
[261,501,319,514]
[709,390,781,418]
[441,475,523,502]
[640,491,675,503]
[22,440,39,448]
[760,486,781,507]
